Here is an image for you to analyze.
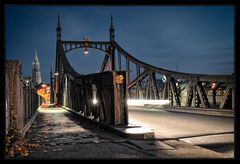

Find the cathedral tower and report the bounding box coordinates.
[32,48,42,85]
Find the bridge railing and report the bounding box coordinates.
[5,60,42,136]
[59,71,128,126]
[22,84,41,125]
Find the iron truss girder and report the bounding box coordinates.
[62,41,110,54]
[113,41,234,83]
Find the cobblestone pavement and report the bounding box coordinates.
[22,108,153,159]
[15,107,228,159]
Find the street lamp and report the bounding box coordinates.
[92,84,98,105]
[50,69,55,104]
[211,82,217,105]
[54,72,60,105]
[26,80,29,87]
[83,37,89,54]
[211,82,216,89]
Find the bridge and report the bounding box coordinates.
[53,15,234,127]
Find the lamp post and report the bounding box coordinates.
[54,72,59,105]
[212,82,216,105]
[50,70,54,104]
[83,37,89,54]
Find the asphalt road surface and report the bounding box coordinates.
[128,107,234,139]
[128,106,234,157]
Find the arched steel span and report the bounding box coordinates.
[61,40,234,82]
[112,40,234,109]
[62,41,110,55]
[59,40,113,80]
[55,15,235,112]
[112,41,234,82]
[58,39,235,110]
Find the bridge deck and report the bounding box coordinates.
[10,106,232,159]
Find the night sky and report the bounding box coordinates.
[6,5,234,83]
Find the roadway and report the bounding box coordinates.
[128,107,234,158]
[128,106,234,157]
[128,106,234,139]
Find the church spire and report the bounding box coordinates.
[109,14,115,41]
[32,48,42,85]
[56,14,62,40]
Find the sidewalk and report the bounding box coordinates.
[14,107,228,159]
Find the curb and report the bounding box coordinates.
[21,106,41,138]
[61,106,154,140]
[138,105,234,117]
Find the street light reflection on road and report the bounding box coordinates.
[127,99,170,106]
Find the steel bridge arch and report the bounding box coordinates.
[55,16,235,112]
[62,41,112,56]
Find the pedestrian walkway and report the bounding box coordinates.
[17,107,227,159]
[22,107,151,159]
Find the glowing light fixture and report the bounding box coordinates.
[93,98,98,105]
[211,83,216,89]
[115,74,124,84]
[84,47,88,54]
[83,37,89,55]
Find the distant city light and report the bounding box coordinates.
[212,83,216,89]
[41,84,46,87]
[163,75,166,82]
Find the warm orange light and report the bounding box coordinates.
[37,85,50,105]
[115,75,124,84]
[211,83,216,89]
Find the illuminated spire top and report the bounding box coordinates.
[34,48,39,62]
